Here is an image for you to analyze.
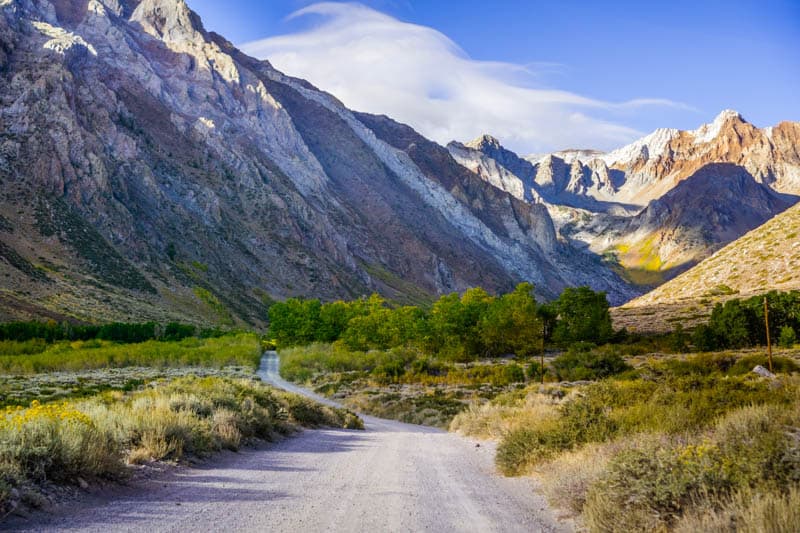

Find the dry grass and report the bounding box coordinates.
[674,486,800,533]
[0,377,362,515]
[625,203,800,310]
[449,387,563,440]
[532,440,621,516]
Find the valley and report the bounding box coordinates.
[0,0,799,532]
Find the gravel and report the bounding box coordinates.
[6,354,571,532]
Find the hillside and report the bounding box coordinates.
[612,201,800,332]
[0,0,634,325]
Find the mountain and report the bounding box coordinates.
[599,164,795,282]
[599,110,800,205]
[0,0,634,325]
[613,201,800,333]
[448,114,800,287]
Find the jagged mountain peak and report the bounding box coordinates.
[129,0,204,43]
[690,108,748,144]
[0,0,638,324]
[465,133,502,151]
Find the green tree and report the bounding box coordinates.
[669,324,688,352]
[268,298,322,346]
[779,326,797,348]
[692,324,719,352]
[551,287,614,346]
[708,300,755,348]
[479,283,543,357]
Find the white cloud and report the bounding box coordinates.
[241,2,688,153]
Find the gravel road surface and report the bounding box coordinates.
[7,353,570,532]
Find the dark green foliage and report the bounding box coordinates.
[551,287,614,346]
[668,324,688,352]
[0,320,211,346]
[97,322,157,344]
[551,344,632,381]
[166,242,177,261]
[692,323,720,352]
[0,321,99,343]
[163,322,196,341]
[779,326,797,348]
[697,291,800,350]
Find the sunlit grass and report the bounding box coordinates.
[0,333,262,374]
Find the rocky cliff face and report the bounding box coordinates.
[0,0,635,324]
[448,114,800,289]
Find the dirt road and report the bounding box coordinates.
[8,354,570,532]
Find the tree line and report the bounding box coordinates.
[0,321,226,344]
[268,283,616,360]
[692,291,800,351]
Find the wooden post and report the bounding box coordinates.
[540,352,545,384]
[764,297,773,373]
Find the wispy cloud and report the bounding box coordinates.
[241,2,688,153]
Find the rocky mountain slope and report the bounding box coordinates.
[0,0,634,325]
[628,201,800,307]
[612,201,800,333]
[449,114,800,287]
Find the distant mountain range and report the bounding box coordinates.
[448,111,800,286]
[0,0,797,326]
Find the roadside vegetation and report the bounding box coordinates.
[0,321,363,519]
[272,283,622,425]
[453,352,800,532]
[0,333,262,376]
[272,286,800,530]
[0,376,362,515]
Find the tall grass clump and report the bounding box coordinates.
[0,333,262,374]
[0,377,361,515]
[583,404,800,532]
[476,350,800,531]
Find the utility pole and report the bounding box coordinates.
[764,297,773,373]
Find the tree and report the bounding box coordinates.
[779,326,797,348]
[692,324,719,352]
[551,287,614,346]
[708,300,755,348]
[668,324,688,352]
[268,298,322,346]
[479,283,543,357]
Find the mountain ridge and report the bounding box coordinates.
[0,0,635,325]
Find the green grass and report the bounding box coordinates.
[0,334,262,374]
[280,343,533,426]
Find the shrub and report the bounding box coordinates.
[583,403,800,531]
[0,334,262,374]
[0,377,363,512]
[779,326,797,348]
[551,346,631,381]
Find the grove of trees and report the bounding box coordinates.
[268,283,616,360]
[0,321,219,344]
[692,291,800,351]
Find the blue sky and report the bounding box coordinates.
[187,0,800,153]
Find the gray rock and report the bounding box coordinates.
[752,365,776,379]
